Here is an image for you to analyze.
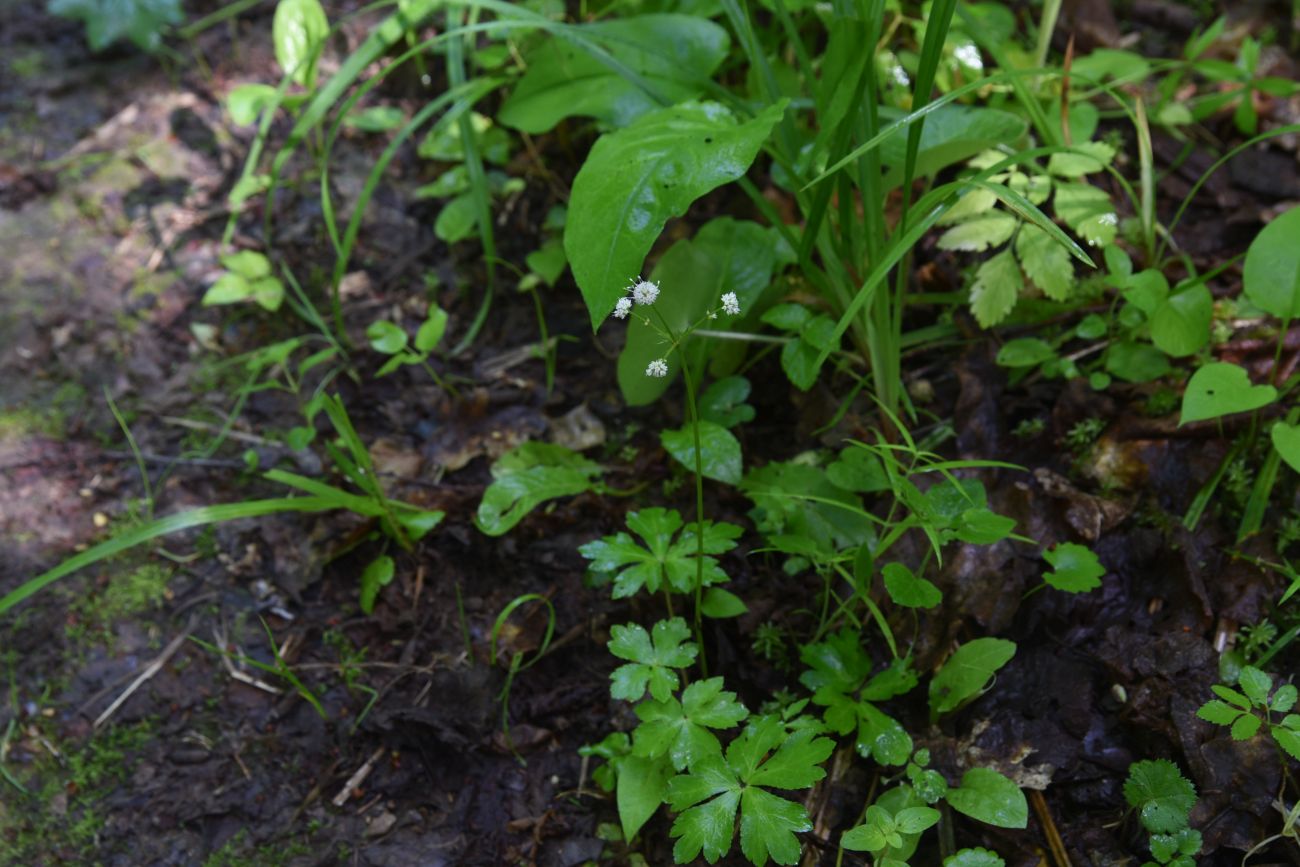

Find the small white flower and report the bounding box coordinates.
[613,297,632,319]
[720,292,740,316]
[646,358,669,378]
[631,279,660,306]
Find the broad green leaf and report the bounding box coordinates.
[969,249,1022,328]
[1243,205,1300,319]
[1015,223,1074,301]
[882,562,942,608]
[738,787,810,866]
[498,15,730,133]
[1271,684,1297,713]
[566,100,788,330]
[1231,712,1262,739]
[1047,141,1116,177]
[476,442,603,536]
[358,555,395,614]
[929,637,1016,719]
[937,212,1018,252]
[1272,722,1300,760]
[1179,362,1277,425]
[435,193,478,243]
[996,337,1056,368]
[1150,285,1212,357]
[1105,341,1170,383]
[366,320,408,354]
[877,104,1028,189]
[955,508,1016,545]
[227,84,280,125]
[1123,269,1169,314]
[894,806,941,834]
[1042,542,1105,593]
[1272,422,1300,474]
[635,677,748,771]
[608,617,698,702]
[618,218,789,405]
[669,777,739,863]
[617,754,669,841]
[1054,182,1117,246]
[525,238,567,287]
[50,0,182,51]
[273,0,329,87]
[946,768,1028,829]
[1123,759,1197,834]
[661,421,742,485]
[1071,48,1151,83]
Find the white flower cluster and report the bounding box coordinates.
[612,277,661,321]
[646,358,668,377]
[721,292,740,316]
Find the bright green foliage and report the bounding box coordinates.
[50,0,181,51]
[227,84,281,125]
[1146,827,1203,867]
[841,804,940,853]
[1243,205,1300,319]
[662,421,743,485]
[565,99,787,330]
[498,15,730,133]
[666,716,834,865]
[369,303,450,376]
[618,218,792,404]
[273,0,329,88]
[344,105,406,132]
[1123,759,1197,835]
[799,631,917,764]
[476,442,604,536]
[358,555,395,614]
[1272,422,1300,475]
[580,508,742,598]
[634,677,749,771]
[1178,362,1277,425]
[700,377,756,429]
[1149,286,1212,357]
[945,768,1028,829]
[938,143,1116,326]
[617,754,672,843]
[929,637,1016,719]
[203,251,285,312]
[608,618,698,702]
[1197,666,1300,760]
[1042,542,1105,593]
[882,562,942,608]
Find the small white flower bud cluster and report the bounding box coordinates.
[721,292,740,316]
[646,358,669,377]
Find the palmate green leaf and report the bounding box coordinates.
[799,629,873,696]
[618,218,792,405]
[667,717,832,866]
[566,99,788,330]
[50,0,182,51]
[929,637,1016,719]
[1054,182,1118,247]
[937,212,1018,252]
[1243,205,1300,319]
[1015,223,1074,301]
[608,617,698,702]
[635,677,748,771]
[1123,759,1197,834]
[1179,362,1277,425]
[969,249,1022,328]
[946,767,1028,829]
[662,421,742,485]
[476,442,603,536]
[1042,542,1105,593]
[498,15,730,134]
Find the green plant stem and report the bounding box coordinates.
[679,350,709,678]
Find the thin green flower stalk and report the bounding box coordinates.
[609,278,743,668]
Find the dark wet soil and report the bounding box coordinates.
[2,1,1300,866]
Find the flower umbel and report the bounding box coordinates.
[631,279,660,306]
[720,292,740,316]
[646,358,669,378]
[613,297,632,319]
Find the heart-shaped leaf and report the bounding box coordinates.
[1271,421,1300,474]
[1243,205,1300,320]
[661,421,742,485]
[1179,362,1277,425]
[565,100,787,330]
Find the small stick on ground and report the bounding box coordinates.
[1031,789,1073,867]
[94,629,191,729]
[332,746,386,808]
